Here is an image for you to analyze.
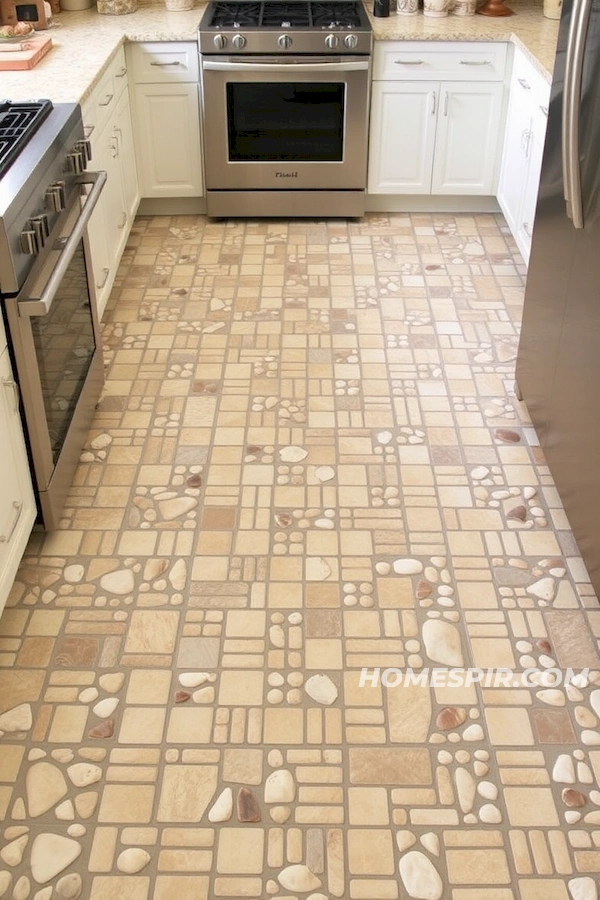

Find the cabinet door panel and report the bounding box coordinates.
[114,89,140,222]
[432,82,504,195]
[497,81,533,235]
[517,126,545,264]
[132,82,203,198]
[368,81,438,194]
[0,348,36,612]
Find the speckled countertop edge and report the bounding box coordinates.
[1,0,558,105]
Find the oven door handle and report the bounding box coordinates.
[202,59,370,72]
[18,170,107,318]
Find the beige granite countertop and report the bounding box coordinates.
[2,0,558,104]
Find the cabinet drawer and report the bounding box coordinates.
[373,41,507,82]
[110,45,129,96]
[511,50,550,134]
[129,42,199,83]
[84,67,117,141]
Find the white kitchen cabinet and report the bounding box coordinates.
[82,45,140,320]
[431,82,504,195]
[497,48,550,264]
[128,43,203,199]
[368,41,508,198]
[0,329,36,612]
[368,82,437,194]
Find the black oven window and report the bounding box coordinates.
[31,239,96,463]
[226,82,345,162]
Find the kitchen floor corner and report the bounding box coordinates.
[2,211,600,900]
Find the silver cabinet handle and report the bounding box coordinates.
[84,123,95,139]
[150,60,182,66]
[563,0,592,228]
[443,91,449,116]
[98,93,114,107]
[109,136,119,158]
[118,211,127,229]
[2,375,20,413]
[394,59,424,65]
[115,66,127,78]
[96,266,110,290]
[517,77,531,89]
[0,501,23,544]
[460,59,491,65]
[431,91,436,116]
[523,222,532,236]
[540,104,549,117]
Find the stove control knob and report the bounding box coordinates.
[20,214,49,254]
[75,139,93,165]
[45,180,67,212]
[66,149,86,175]
[325,34,339,50]
[20,228,38,255]
[213,33,227,49]
[232,34,247,49]
[278,34,293,49]
[344,34,359,49]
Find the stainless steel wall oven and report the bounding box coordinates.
[0,101,106,530]
[198,1,373,217]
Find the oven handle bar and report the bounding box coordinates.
[202,58,370,72]
[18,170,107,319]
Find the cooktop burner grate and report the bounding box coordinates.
[210,2,262,26]
[0,99,53,180]
[262,1,310,25]
[311,1,362,26]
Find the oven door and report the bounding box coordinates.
[4,171,106,530]
[202,56,370,190]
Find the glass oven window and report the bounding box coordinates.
[30,239,96,464]
[226,82,345,162]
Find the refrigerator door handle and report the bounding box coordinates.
[563,0,593,228]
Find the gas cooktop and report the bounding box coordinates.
[0,100,53,180]
[207,0,364,28]
[199,0,372,54]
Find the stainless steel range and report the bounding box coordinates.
[198,1,373,217]
[0,100,106,529]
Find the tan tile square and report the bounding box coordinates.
[347,829,395,875]
[191,557,230,581]
[348,787,389,824]
[225,611,266,638]
[344,611,380,637]
[219,671,264,705]
[125,611,179,655]
[119,708,167,744]
[26,610,64,636]
[305,639,343,669]
[485,708,534,746]
[16,637,55,668]
[196,532,232,555]
[470,638,515,669]
[263,708,304,744]
[201,508,236,529]
[48,705,88,742]
[222,749,263,785]
[234,531,270,555]
[166,708,213,743]
[503,787,559,826]
[0,610,28,636]
[98,785,155,823]
[216,828,264,874]
[126,670,172,705]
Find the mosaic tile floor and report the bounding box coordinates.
[2,212,600,900]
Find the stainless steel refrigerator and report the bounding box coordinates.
[516,0,600,593]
